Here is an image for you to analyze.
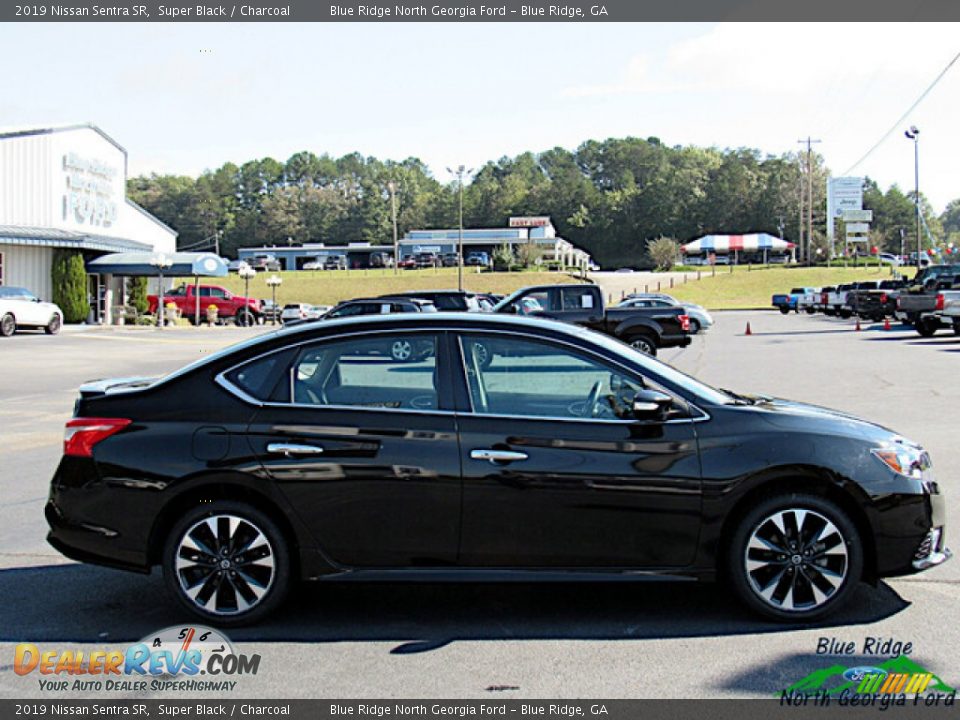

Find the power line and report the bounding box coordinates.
[843,49,960,176]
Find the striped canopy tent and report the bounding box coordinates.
[681,233,795,254]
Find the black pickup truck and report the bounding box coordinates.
[494,283,691,356]
[848,279,908,321]
[895,264,960,334]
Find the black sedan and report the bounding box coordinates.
[47,315,949,625]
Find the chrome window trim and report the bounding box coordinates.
[455,330,709,425]
[213,323,711,424]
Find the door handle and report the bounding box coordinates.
[470,449,528,464]
[266,443,324,457]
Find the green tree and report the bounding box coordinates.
[51,250,89,323]
[646,237,680,271]
[127,276,148,314]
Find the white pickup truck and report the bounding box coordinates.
[0,286,64,337]
[933,290,960,336]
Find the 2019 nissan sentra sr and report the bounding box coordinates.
[46,315,950,625]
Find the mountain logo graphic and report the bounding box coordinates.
[781,655,956,696]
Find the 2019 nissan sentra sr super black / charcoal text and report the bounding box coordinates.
[46,315,950,625]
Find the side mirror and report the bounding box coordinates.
[632,389,673,421]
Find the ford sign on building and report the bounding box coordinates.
[0,123,177,322]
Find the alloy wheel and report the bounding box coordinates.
[175,515,275,616]
[1,314,15,337]
[391,339,413,361]
[744,508,848,612]
[629,337,654,355]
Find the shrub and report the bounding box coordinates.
[51,250,89,323]
[646,237,680,271]
[127,276,148,314]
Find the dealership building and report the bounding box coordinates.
[237,217,591,271]
[0,123,177,321]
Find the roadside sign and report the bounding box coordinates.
[845,222,870,234]
[842,209,873,222]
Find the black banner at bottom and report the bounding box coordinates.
[2,698,957,720]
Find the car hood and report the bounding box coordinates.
[743,395,903,445]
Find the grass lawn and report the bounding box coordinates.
[665,265,908,310]
[182,268,581,307]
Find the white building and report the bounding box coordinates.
[0,123,177,321]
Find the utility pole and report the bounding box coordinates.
[387,181,399,275]
[798,137,821,265]
[797,164,804,264]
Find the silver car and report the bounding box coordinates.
[617,294,714,334]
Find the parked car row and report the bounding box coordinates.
[282,284,697,357]
[771,264,960,338]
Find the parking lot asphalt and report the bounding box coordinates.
[0,314,957,699]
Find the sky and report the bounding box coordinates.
[2,22,959,212]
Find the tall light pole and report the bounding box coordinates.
[266,274,282,325]
[151,254,172,329]
[447,165,472,291]
[905,126,921,270]
[387,181,399,275]
[238,263,256,325]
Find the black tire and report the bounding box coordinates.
[727,493,863,622]
[1,313,16,337]
[916,318,939,338]
[44,314,61,335]
[688,319,701,334]
[805,307,815,315]
[235,309,256,327]
[839,309,852,319]
[626,334,657,356]
[779,306,790,315]
[162,500,291,626]
[954,321,960,337]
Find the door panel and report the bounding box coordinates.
[241,332,462,568]
[456,333,702,568]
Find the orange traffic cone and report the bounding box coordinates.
[745,322,752,336]
[855,318,862,331]
[884,317,892,331]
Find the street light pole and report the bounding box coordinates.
[388,181,399,276]
[905,126,921,270]
[446,165,473,292]
[266,274,282,325]
[150,254,172,329]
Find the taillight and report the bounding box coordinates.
[935,294,945,311]
[897,297,902,309]
[821,293,827,304]
[679,314,690,332]
[880,293,888,304]
[64,418,132,457]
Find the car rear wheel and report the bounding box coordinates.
[1,313,15,337]
[727,494,862,622]
[779,306,790,315]
[162,501,291,626]
[916,318,939,337]
[626,334,657,356]
[45,314,61,335]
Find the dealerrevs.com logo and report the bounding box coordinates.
[14,625,260,693]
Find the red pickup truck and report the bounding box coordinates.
[148,284,263,325]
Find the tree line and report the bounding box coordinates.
[127,137,960,268]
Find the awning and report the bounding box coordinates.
[681,233,795,254]
[0,225,152,253]
[86,252,228,277]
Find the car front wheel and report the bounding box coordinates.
[916,318,939,337]
[688,319,701,334]
[162,501,291,626]
[1,313,15,337]
[727,493,863,622]
[45,314,61,335]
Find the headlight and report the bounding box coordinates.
[871,441,929,479]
